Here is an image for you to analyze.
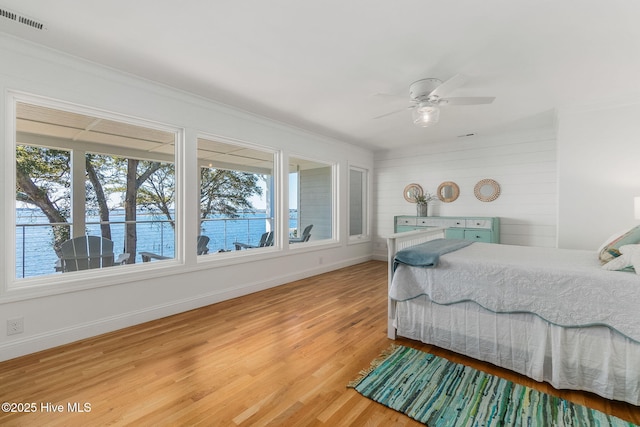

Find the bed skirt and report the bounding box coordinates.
[395,295,640,406]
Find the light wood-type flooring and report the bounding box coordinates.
[1,261,638,426]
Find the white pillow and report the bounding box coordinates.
[597,230,630,253]
[601,244,640,274]
[598,225,640,263]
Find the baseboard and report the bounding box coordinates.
[372,252,387,261]
[0,255,372,362]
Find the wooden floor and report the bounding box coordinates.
[1,260,638,426]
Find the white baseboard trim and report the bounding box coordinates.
[0,255,372,362]
[372,252,387,261]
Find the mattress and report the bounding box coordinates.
[390,242,640,343]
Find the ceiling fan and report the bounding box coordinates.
[374,74,495,127]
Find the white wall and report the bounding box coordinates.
[557,100,640,249]
[373,129,558,259]
[0,35,373,361]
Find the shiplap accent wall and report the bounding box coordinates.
[373,129,557,259]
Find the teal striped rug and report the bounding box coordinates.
[348,345,637,426]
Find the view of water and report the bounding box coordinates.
[16,209,297,278]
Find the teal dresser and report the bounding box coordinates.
[394,216,500,243]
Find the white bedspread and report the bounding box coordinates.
[390,242,640,343]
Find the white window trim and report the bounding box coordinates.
[347,163,371,244]
[5,91,184,299]
[195,132,281,258]
[286,153,339,248]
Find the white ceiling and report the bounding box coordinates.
[2,1,640,151]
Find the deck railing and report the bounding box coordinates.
[16,215,296,278]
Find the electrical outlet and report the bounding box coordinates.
[7,317,24,335]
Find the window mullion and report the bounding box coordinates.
[71,149,86,238]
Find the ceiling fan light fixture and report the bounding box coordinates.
[412,103,440,127]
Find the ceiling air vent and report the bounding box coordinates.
[19,15,44,30]
[0,8,17,21]
[0,7,45,30]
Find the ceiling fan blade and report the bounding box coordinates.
[372,106,411,120]
[430,74,467,98]
[439,96,495,106]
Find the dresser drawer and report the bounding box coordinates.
[394,215,499,243]
[396,217,417,226]
[449,219,466,228]
[464,230,492,242]
[417,217,441,227]
[445,228,465,239]
[465,219,492,229]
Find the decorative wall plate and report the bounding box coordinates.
[403,183,423,203]
[474,179,501,202]
[437,181,460,203]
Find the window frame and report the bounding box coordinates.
[195,133,280,258]
[287,153,339,248]
[2,91,348,302]
[348,164,370,243]
[6,91,183,295]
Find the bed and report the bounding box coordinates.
[386,228,640,406]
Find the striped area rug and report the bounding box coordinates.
[348,345,637,426]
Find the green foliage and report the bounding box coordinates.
[85,154,122,216]
[137,163,176,225]
[16,145,71,214]
[200,168,263,219]
[16,145,73,249]
[17,145,265,249]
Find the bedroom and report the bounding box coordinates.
[1,1,640,425]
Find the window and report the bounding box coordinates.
[14,98,177,279]
[288,156,335,244]
[349,166,369,240]
[197,137,277,254]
